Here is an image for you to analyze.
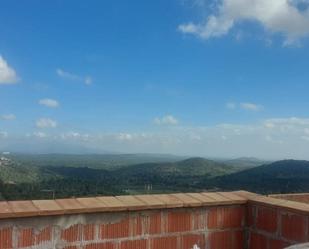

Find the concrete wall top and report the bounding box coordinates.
[2,190,309,220]
[238,191,309,215]
[0,192,247,219]
[270,193,309,205]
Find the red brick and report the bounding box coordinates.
[151,236,178,249]
[18,228,35,247]
[0,227,12,249]
[247,205,255,227]
[130,215,143,236]
[149,212,162,234]
[207,206,244,229]
[120,240,147,249]
[281,213,306,242]
[100,217,130,239]
[193,210,206,230]
[61,224,82,242]
[256,207,278,233]
[167,211,192,233]
[269,239,290,249]
[64,246,78,249]
[84,224,96,241]
[249,233,267,249]
[35,227,52,244]
[181,234,205,249]
[209,231,243,249]
[84,242,115,249]
[132,212,161,236]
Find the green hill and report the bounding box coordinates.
[203,160,309,194]
[8,153,184,170]
[109,157,237,194]
[223,157,271,169]
[0,157,56,184]
[114,157,236,178]
[4,155,309,200]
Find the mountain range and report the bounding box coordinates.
[0,154,308,200]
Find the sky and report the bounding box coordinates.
[1,0,309,159]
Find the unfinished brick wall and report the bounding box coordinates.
[1,191,309,249]
[0,205,245,249]
[246,198,309,249]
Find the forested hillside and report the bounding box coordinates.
[202,160,309,194]
[1,154,309,200]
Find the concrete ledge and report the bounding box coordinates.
[286,243,309,249]
[2,190,309,220]
[0,192,247,219]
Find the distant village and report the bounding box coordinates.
[0,156,11,166]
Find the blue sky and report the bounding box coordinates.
[1,0,309,159]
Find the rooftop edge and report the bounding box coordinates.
[1,191,309,219]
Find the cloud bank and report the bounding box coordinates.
[3,116,309,159]
[179,0,309,45]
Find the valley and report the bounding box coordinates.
[0,154,306,200]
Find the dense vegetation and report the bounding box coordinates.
[201,160,309,194]
[1,154,308,200]
[9,153,184,170]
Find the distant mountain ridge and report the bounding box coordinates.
[204,159,309,194]
[8,153,185,170]
[223,157,271,168]
[3,154,309,200]
[113,157,236,178]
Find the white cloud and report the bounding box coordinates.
[226,102,263,111]
[240,102,263,111]
[264,122,276,129]
[265,117,309,126]
[117,133,133,141]
[33,132,48,138]
[5,116,309,159]
[226,102,236,109]
[56,68,92,85]
[60,131,90,140]
[0,131,8,138]
[56,69,79,81]
[39,98,59,108]
[301,135,309,141]
[64,116,309,158]
[0,56,19,84]
[179,0,309,45]
[1,114,16,120]
[36,118,58,129]
[84,76,93,85]
[179,23,200,34]
[154,115,179,125]
[221,135,227,140]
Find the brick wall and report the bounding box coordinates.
[1,191,309,249]
[245,195,309,249]
[0,205,245,249]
